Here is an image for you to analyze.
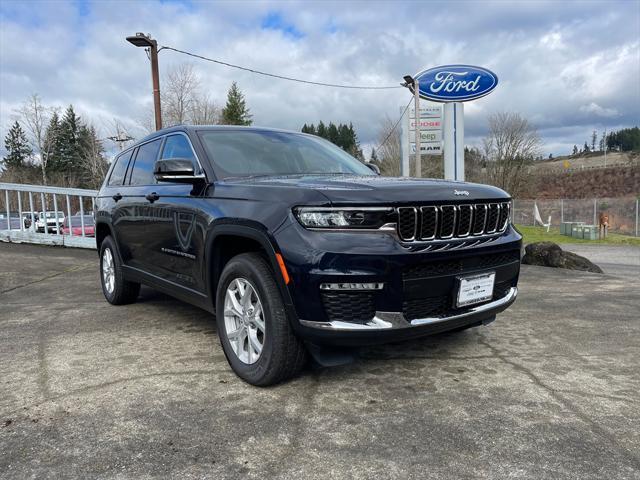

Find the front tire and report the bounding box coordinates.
[100,236,140,305]
[216,252,307,386]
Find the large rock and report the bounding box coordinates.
[522,242,604,273]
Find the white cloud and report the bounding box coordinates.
[579,102,619,118]
[0,0,638,159]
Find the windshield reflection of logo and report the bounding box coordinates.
[174,212,196,252]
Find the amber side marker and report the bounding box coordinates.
[275,253,291,285]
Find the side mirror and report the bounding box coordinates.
[154,158,205,184]
[366,163,381,175]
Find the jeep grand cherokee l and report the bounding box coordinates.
[95,126,521,386]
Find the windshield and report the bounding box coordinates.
[198,130,375,179]
[40,212,64,219]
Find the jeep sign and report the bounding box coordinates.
[414,65,498,102]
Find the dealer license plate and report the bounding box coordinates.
[456,272,495,307]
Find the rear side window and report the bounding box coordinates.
[129,138,162,186]
[107,150,133,186]
[161,134,196,162]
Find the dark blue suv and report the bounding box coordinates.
[96,126,521,385]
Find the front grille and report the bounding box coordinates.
[403,251,521,280]
[322,291,375,323]
[403,280,514,320]
[398,207,417,241]
[397,201,511,243]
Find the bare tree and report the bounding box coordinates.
[483,112,541,196]
[16,94,52,184]
[189,93,219,125]
[376,116,402,176]
[79,125,109,189]
[163,63,200,126]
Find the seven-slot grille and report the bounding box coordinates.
[397,201,511,242]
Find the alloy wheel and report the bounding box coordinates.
[223,278,266,364]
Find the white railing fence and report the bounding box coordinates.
[0,182,98,249]
[513,197,640,237]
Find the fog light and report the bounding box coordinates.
[320,283,384,291]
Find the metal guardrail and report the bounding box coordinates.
[0,182,98,249]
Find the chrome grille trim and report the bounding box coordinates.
[395,201,511,243]
[419,206,438,240]
[456,204,473,237]
[438,205,457,239]
[397,207,417,241]
[472,204,488,235]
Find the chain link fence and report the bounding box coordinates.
[513,197,639,236]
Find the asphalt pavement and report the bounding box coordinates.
[1,242,639,479]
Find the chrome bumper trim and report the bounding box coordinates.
[299,287,517,331]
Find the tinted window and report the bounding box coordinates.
[161,134,196,162]
[129,139,162,185]
[107,150,133,186]
[198,130,374,179]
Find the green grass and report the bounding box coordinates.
[515,225,640,246]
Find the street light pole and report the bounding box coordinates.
[126,33,162,130]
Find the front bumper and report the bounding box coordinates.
[301,287,517,331]
[275,220,522,345]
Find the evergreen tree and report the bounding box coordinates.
[327,122,339,145]
[56,105,82,173]
[583,142,590,153]
[370,148,378,164]
[221,82,252,125]
[2,121,32,170]
[572,145,578,156]
[317,121,327,139]
[43,111,64,173]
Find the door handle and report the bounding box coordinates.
[112,193,122,202]
[145,192,160,203]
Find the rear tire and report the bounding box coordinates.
[216,252,307,386]
[100,236,140,305]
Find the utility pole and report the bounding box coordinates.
[402,75,421,178]
[107,124,134,151]
[414,79,421,177]
[126,33,163,130]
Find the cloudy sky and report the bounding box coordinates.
[1,0,639,158]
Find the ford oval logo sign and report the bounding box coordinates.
[414,65,498,102]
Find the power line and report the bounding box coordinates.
[160,45,402,90]
[374,97,412,153]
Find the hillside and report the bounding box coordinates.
[523,165,639,199]
[531,152,637,172]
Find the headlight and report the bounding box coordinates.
[294,207,393,229]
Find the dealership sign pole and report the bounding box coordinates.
[401,65,498,181]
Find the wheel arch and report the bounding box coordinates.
[206,223,295,314]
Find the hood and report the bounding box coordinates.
[219,174,509,205]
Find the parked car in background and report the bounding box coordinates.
[36,211,65,233]
[62,215,95,237]
[22,212,38,229]
[0,212,22,230]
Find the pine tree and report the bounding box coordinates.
[221,82,252,125]
[2,121,32,170]
[53,105,82,173]
[317,121,327,139]
[43,111,64,173]
[572,145,578,156]
[583,142,590,153]
[327,122,339,145]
